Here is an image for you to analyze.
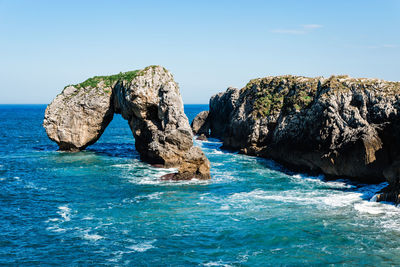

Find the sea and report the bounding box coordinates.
[1,104,400,266]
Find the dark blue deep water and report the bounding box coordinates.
[1,104,400,266]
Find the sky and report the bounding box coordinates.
[0,0,399,104]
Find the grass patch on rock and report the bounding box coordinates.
[74,70,140,89]
[249,76,319,117]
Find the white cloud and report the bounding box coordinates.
[270,29,306,35]
[364,44,398,49]
[271,24,323,35]
[344,44,399,50]
[382,44,398,48]
[302,24,323,29]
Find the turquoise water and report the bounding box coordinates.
[1,104,400,266]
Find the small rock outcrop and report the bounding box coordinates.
[209,87,240,139]
[191,111,210,136]
[44,66,210,180]
[194,75,400,202]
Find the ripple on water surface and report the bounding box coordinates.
[2,105,400,265]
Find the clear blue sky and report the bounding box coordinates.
[0,0,399,104]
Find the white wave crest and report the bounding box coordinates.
[203,261,232,267]
[127,239,156,252]
[46,225,66,233]
[135,192,163,200]
[57,205,71,222]
[83,233,104,241]
[291,174,355,189]
[24,181,47,191]
[122,192,164,203]
[228,185,394,211]
[354,202,386,215]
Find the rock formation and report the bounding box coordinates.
[191,111,210,136]
[192,75,400,202]
[44,65,210,180]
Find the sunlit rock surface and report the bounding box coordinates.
[44,66,210,180]
[194,75,400,201]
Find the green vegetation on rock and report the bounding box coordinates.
[249,76,319,118]
[322,76,400,96]
[74,70,140,89]
[254,89,285,117]
[71,65,170,89]
[60,65,171,100]
[249,74,400,118]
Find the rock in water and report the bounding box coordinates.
[196,134,208,141]
[44,65,210,180]
[43,80,115,151]
[191,111,210,136]
[197,75,400,202]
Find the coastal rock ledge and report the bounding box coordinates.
[192,75,400,202]
[44,65,210,180]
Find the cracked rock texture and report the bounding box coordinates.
[193,75,400,202]
[44,65,210,180]
[191,111,210,136]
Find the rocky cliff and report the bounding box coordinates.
[193,75,400,202]
[44,65,210,180]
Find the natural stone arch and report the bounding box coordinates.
[43,66,210,179]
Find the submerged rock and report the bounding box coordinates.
[196,75,400,202]
[44,65,210,180]
[196,134,208,141]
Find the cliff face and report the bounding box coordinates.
[193,75,400,201]
[44,66,210,180]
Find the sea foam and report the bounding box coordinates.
[57,205,71,222]
[127,239,156,252]
[83,233,104,241]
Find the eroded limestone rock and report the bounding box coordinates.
[44,66,210,180]
[43,82,114,151]
[191,111,210,136]
[198,75,400,201]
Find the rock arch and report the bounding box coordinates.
[43,66,210,180]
